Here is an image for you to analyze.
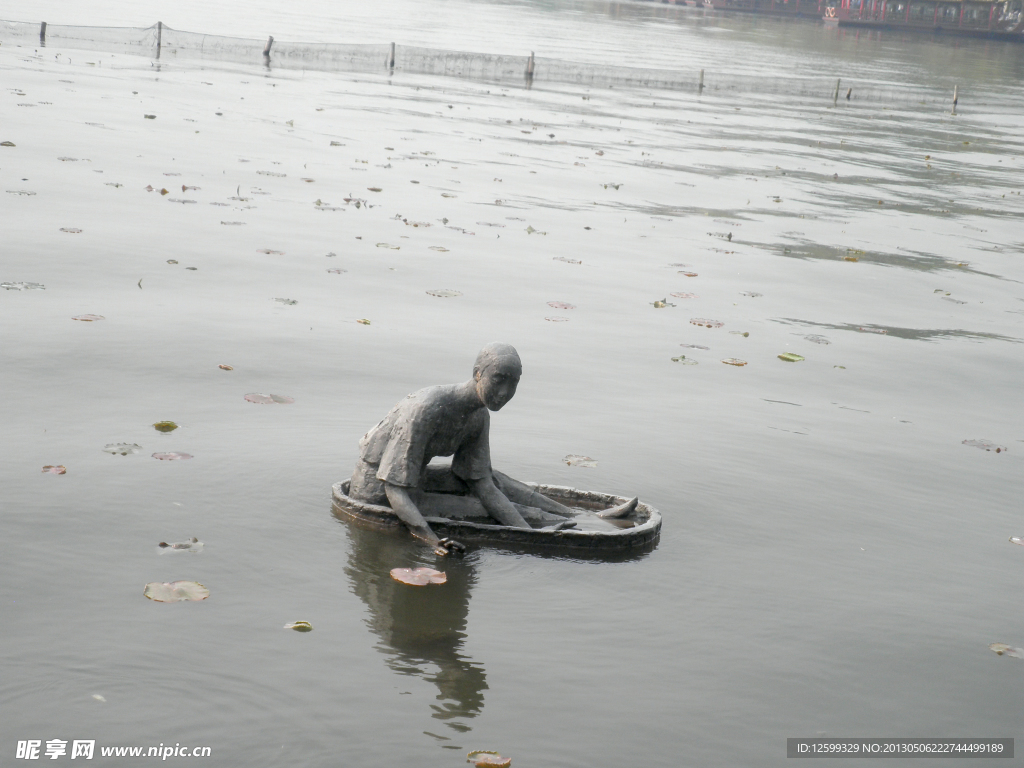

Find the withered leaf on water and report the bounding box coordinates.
[357,319,371,325]
[778,353,805,362]
[73,314,105,322]
[244,393,295,405]
[553,256,581,264]
[60,228,83,234]
[722,358,748,366]
[671,293,698,299]
[671,356,698,365]
[740,291,763,298]
[0,141,15,147]
[143,581,209,602]
[427,289,462,298]
[545,316,570,322]
[547,301,575,310]
[218,364,234,371]
[158,537,203,552]
[989,643,1024,659]
[377,243,400,250]
[42,465,67,474]
[962,439,1006,453]
[680,343,709,350]
[153,421,178,432]
[679,271,698,277]
[104,443,141,455]
[467,751,511,768]
[564,454,597,468]
[1010,537,1024,547]
[152,452,192,461]
[257,249,284,255]
[273,298,298,305]
[652,299,675,308]
[327,268,346,274]
[690,318,723,328]
[429,246,449,252]
[390,568,447,586]
[367,187,382,192]
[284,621,313,632]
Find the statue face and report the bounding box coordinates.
[475,365,520,411]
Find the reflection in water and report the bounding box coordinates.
[340,518,486,733]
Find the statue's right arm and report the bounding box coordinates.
[384,483,449,555]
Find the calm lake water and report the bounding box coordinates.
[2,1,1022,766]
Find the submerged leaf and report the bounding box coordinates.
[671,356,698,365]
[962,439,1006,453]
[721,358,747,366]
[427,289,462,298]
[158,537,203,552]
[245,393,294,405]
[42,465,67,474]
[805,335,830,345]
[564,454,597,468]
[778,353,805,362]
[1,282,45,291]
[390,568,447,586]
[284,621,313,632]
[143,581,209,602]
[153,421,178,433]
[103,443,141,455]
[989,643,1024,659]
[152,452,192,461]
[680,343,709,350]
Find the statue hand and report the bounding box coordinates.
[435,537,466,557]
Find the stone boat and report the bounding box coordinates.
[332,480,661,554]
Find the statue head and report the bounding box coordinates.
[472,343,521,412]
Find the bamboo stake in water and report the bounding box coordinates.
[388,42,395,71]
[40,21,46,44]
[263,35,274,57]
[699,69,705,92]
[156,21,162,59]
[833,77,841,104]
[951,84,958,115]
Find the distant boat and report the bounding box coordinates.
[332,481,662,555]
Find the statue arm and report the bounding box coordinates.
[384,483,454,555]
[468,476,532,529]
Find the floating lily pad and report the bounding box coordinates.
[219,364,234,371]
[989,643,1024,659]
[104,443,141,455]
[159,537,203,552]
[143,580,209,602]
[722,358,747,366]
[42,465,66,474]
[962,439,1006,453]
[390,568,447,586]
[545,316,569,322]
[671,356,698,365]
[805,335,830,345]
[680,343,709,350]
[153,421,178,433]
[152,452,192,461]
[0,141,15,147]
[778,353,805,362]
[548,301,575,310]
[564,454,597,468]
[468,751,511,768]
[284,620,313,632]
[1010,537,1024,547]
[73,314,104,322]
[690,318,723,328]
[1,282,45,291]
[245,393,294,404]
[427,289,462,298]
[670,293,698,299]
